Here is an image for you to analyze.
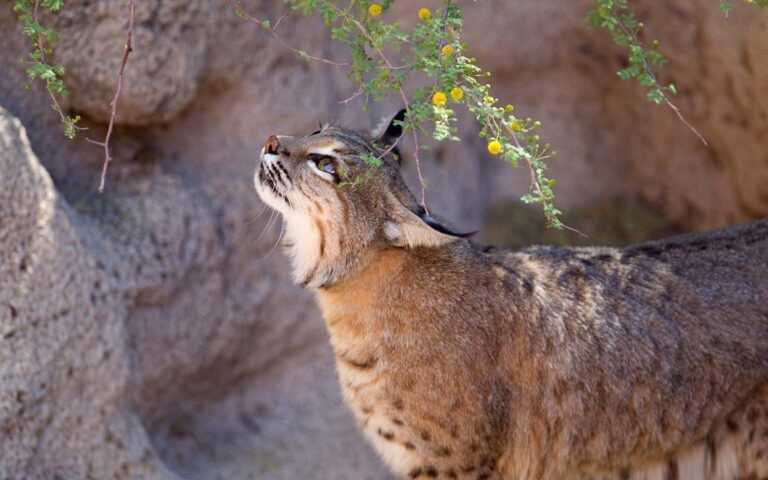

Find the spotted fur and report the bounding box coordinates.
[254,113,768,479]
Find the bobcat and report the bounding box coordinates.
[254,111,768,480]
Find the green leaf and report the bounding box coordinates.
[646,89,665,104]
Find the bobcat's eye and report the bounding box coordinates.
[317,158,335,175]
[307,154,337,180]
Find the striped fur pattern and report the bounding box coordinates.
[254,114,768,479]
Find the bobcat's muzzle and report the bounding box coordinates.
[256,136,292,208]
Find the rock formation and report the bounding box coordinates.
[1,1,766,478]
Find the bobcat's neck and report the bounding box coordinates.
[314,247,409,334]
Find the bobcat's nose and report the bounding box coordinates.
[264,135,281,156]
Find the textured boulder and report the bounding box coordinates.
[49,0,210,125]
[0,107,178,479]
[1,2,390,476]
[48,1,294,126]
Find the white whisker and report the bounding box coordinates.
[255,210,278,244]
[242,201,272,229]
[258,219,287,261]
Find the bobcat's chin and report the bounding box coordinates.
[255,149,320,287]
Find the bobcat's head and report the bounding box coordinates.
[255,111,467,288]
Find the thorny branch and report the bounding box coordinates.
[502,121,585,237]
[228,0,349,67]
[614,20,708,147]
[88,0,135,193]
[327,3,430,211]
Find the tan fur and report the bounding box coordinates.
[255,117,768,479]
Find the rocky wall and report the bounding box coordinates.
[1,1,766,478]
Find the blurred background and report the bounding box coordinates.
[0,1,766,479]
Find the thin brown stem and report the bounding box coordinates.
[484,93,583,236]
[339,85,365,104]
[91,0,135,193]
[664,98,708,146]
[614,18,708,147]
[331,4,430,211]
[229,1,349,67]
[374,132,403,159]
[410,126,428,212]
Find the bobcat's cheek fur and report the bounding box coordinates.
[255,147,346,288]
[255,118,768,480]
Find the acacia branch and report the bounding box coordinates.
[501,121,585,237]
[89,0,135,193]
[329,4,430,211]
[614,19,708,147]
[31,0,80,136]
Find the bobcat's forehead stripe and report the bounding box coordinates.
[326,131,374,153]
[307,142,346,155]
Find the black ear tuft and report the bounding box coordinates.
[377,109,407,148]
[417,207,476,238]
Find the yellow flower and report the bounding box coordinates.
[432,91,447,107]
[504,104,515,114]
[450,87,464,102]
[441,44,454,57]
[487,140,503,156]
[418,7,432,21]
[368,3,383,17]
[510,120,524,132]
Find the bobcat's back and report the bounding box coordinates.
[486,218,768,478]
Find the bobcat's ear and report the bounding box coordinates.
[384,194,474,248]
[372,109,406,164]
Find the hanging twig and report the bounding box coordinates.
[228,0,350,67]
[614,18,708,147]
[87,0,135,193]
